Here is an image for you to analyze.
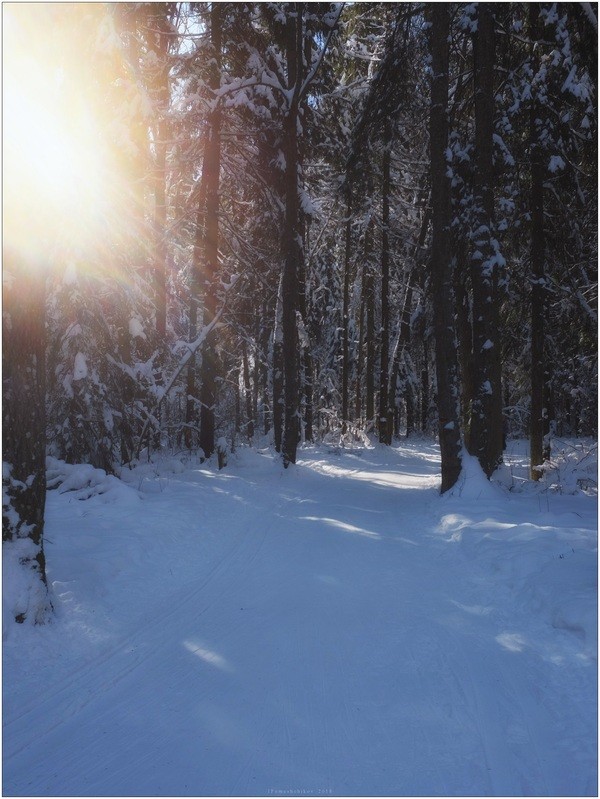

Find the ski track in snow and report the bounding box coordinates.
[3,441,597,796]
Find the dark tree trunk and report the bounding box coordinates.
[259,300,271,436]
[469,3,504,477]
[355,257,367,423]
[199,4,222,461]
[185,148,210,451]
[2,249,53,623]
[387,201,430,435]
[378,128,392,444]
[233,366,241,439]
[273,276,284,453]
[252,316,260,431]
[242,340,254,441]
[150,7,171,341]
[420,345,429,434]
[429,3,462,492]
[298,222,313,443]
[405,383,415,437]
[281,103,301,465]
[341,187,352,434]
[302,351,314,443]
[529,3,550,480]
[454,248,474,450]
[387,279,413,437]
[281,4,304,467]
[365,224,376,431]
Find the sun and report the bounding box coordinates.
[3,8,108,263]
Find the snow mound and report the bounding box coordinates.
[46,458,141,505]
[445,450,506,500]
[3,538,52,630]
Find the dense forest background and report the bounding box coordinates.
[3,2,597,621]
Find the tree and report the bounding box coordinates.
[3,250,53,623]
[468,3,504,477]
[528,3,548,480]
[198,3,223,461]
[3,2,596,512]
[428,3,462,493]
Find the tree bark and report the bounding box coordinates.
[242,339,254,441]
[365,223,376,431]
[429,3,462,493]
[150,6,171,341]
[355,253,367,423]
[454,245,475,449]
[273,275,284,452]
[387,279,413,438]
[298,221,313,443]
[341,186,352,434]
[529,3,550,479]
[469,3,504,477]
[198,4,222,460]
[378,126,392,444]
[281,4,304,466]
[2,249,53,623]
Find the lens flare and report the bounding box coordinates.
[3,7,109,267]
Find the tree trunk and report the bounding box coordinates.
[298,221,313,443]
[454,247,474,450]
[386,203,430,436]
[199,4,222,461]
[355,257,367,423]
[259,300,271,436]
[378,126,392,444]
[2,249,53,623]
[365,223,376,431]
[387,279,413,438]
[185,156,209,450]
[273,275,284,452]
[529,3,549,480]
[341,186,352,434]
[420,344,429,434]
[281,5,304,467]
[242,340,254,441]
[469,3,504,477]
[150,7,171,341]
[429,3,462,493]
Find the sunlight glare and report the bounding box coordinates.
[4,13,108,264]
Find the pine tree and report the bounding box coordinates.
[428,2,462,493]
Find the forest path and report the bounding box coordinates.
[3,442,596,796]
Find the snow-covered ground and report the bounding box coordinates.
[3,438,597,796]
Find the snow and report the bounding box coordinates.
[72,351,88,381]
[3,440,597,796]
[548,154,566,173]
[128,317,146,339]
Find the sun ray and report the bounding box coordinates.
[3,6,112,269]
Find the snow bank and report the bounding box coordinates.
[47,458,141,505]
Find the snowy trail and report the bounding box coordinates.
[3,442,597,796]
